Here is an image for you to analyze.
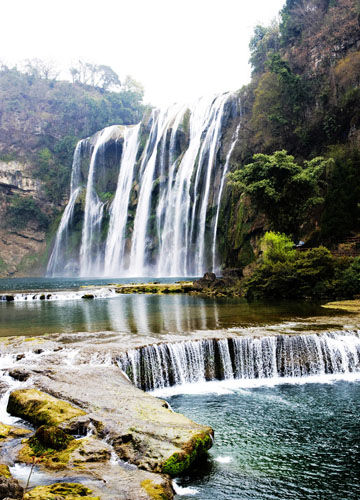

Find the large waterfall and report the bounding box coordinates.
[47,93,240,277]
[116,332,360,391]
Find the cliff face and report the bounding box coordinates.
[0,159,52,276]
[218,0,360,269]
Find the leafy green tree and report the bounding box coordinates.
[249,22,280,75]
[261,232,296,264]
[228,150,331,237]
[321,146,360,241]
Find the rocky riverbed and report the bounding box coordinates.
[0,335,214,499]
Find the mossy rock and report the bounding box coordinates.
[7,389,86,427]
[0,421,30,441]
[31,425,74,450]
[19,435,111,471]
[0,464,11,478]
[161,431,213,476]
[23,482,99,499]
[322,299,360,313]
[141,479,172,500]
[18,436,82,470]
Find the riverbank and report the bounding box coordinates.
[1,304,360,498]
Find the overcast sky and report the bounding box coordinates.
[1,0,285,106]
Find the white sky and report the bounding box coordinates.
[1,0,285,106]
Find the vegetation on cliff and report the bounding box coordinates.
[221,0,360,269]
[0,61,145,204]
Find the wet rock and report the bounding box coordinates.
[4,295,14,302]
[7,389,86,427]
[33,349,43,354]
[8,368,30,381]
[0,381,9,396]
[0,421,30,441]
[81,294,94,299]
[15,354,25,361]
[0,464,23,499]
[29,365,213,477]
[33,425,74,450]
[222,267,243,279]
[193,271,243,296]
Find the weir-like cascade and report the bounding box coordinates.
[116,332,360,391]
[47,93,240,277]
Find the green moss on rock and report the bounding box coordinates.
[0,464,11,478]
[161,432,213,476]
[19,436,81,470]
[23,482,99,500]
[0,421,30,441]
[31,425,74,451]
[7,389,86,427]
[141,479,172,500]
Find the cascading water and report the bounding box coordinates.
[116,332,360,391]
[47,93,240,277]
[104,124,140,275]
[47,141,83,276]
[80,126,123,276]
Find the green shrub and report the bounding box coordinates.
[244,243,354,301]
[261,231,296,264]
[336,257,360,297]
[7,195,49,230]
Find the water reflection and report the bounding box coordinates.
[0,294,343,338]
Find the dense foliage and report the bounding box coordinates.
[223,0,360,270]
[245,232,360,300]
[228,151,329,238]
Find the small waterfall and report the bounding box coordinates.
[116,332,360,391]
[211,118,241,273]
[48,93,241,277]
[47,142,83,276]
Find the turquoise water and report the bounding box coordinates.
[0,277,345,338]
[170,380,360,499]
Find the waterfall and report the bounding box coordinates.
[104,124,140,275]
[48,93,241,277]
[80,126,122,276]
[116,332,360,391]
[47,141,83,276]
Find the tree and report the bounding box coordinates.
[69,60,121,90]
[23,58,59,80]
[228,150,331,237]
[249,22,280,75]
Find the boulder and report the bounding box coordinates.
[8,368,30,381]
[0,465,23,500]
[23,482,98,500]
[7,389,86,427]
[32,425,73,450]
